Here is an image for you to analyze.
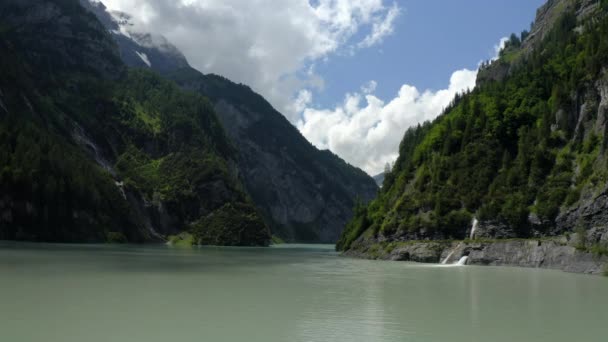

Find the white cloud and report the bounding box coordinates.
[297,37,510,175]
[357,2,400,48]
[493,37,509,61]
[297,69,477,175]
[361,80,378,94]
[99,0,401,121]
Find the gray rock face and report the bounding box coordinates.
[209,95,378,243]
[345,229,608,275]
[557,185,608,232]
[524,0,600,52]
[473,220,517,239]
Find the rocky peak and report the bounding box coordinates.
[477,0,603,86]
[80,0,189,73]
[522,0,601,52]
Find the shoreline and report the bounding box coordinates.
[343,236,608,276]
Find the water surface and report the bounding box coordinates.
[0,242,606,342]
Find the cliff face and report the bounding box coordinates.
[339,0,608,274]
[80,1,379,243]
[477,0,602,85]
[0,0,270,245]
[169,70,379,243]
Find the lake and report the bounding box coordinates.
[0,242,606,342]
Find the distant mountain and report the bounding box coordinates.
[0,0,269,245]
[373,173,385,187]
[81,0,379,243]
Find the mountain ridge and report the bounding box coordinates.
[79,0,378,243]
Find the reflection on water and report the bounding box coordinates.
[0,242,606,342]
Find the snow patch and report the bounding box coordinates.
[135,51,151,67]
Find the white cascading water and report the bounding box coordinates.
[441,248,457,265]
[470,217,478,240]
[440,219,478,265]
[456,256,469,266]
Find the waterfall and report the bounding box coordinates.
[441,247,457,264]
[456,256,469,266]
[115,181,127,200]
[441,242,468,266]
[470,217,479,240]
[71,123,115,175]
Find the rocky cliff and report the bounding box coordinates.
[345,230,608,275]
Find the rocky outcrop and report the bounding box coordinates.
[471,220,517,239]
[523,0,600,53]
[79,0,189,73]
[477,0,602,86]
[557,185,608,232]
[345,229,608,275]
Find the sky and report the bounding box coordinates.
[100,0,545,175]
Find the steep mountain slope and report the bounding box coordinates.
[338,0,608,272]
[0,0,269,245]
[169,69,379,243]
[81,0,379,243]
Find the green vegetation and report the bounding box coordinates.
[339,4,608,251]
[191,203,270,246]
[106,232,128,244]
[271,236,286,245]
[0,2,270,245]
[168,233,195,248]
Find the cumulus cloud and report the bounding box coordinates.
[100,0,401,121]
[297,69,478,175]
[492,37,509,61]
[297,36,511,176]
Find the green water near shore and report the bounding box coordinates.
[0,242,606,342]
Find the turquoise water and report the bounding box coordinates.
[0,242,606,342]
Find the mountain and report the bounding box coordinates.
[81,0,379,243]
[373,173,385,187]
[337,0,608,274]
[80,0,189,73]
[0,0,269,245]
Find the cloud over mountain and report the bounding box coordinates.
[297,69,478,175]
[100,0,400,122]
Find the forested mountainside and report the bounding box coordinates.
[0,0,269,245]
[339,0,608,255]
[81,0,378,243]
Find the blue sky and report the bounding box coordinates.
[314,0,545,109]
